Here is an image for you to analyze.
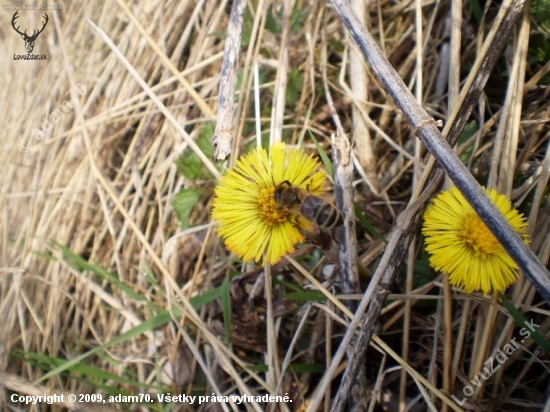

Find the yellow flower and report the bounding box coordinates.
[422,186,529,294]
[212,142,326,265]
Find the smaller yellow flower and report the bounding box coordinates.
[212,143,326,265]
[422,186,529,294]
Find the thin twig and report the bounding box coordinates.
[322,47,367,409]
[332,130,366,411]
[332,132,359,300]
[212,0,247,161]
[321,41,360,299]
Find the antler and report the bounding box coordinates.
[34,13,49,38]
[11,11,26,37]
[11,12,49,40]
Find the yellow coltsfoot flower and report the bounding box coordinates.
[212,142,326,265]
[422,186,529,294]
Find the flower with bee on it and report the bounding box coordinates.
[212,142,326,265]
[422,186,530,294]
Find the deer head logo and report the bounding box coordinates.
[11,11,49,54]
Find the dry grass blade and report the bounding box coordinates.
[86,18,220,179]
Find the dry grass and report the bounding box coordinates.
[1,0,549,411]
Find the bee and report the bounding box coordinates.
[274,180,342,260]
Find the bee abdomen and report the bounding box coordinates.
[301,196,343,230]
[316,204,343,229]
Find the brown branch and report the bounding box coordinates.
[332,132,359,300]
[322,29,366,409]
[212,0,247,161]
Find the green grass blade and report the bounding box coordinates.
[221,273,232,345]
[499,293,550,351]
[309,131,333,177]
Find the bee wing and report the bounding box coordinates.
[300,195,321,219]
[297,214,320,235]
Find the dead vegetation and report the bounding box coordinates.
[1,0,549,411]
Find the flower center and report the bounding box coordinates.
[460,214,503,256]
[259,187,291,225]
